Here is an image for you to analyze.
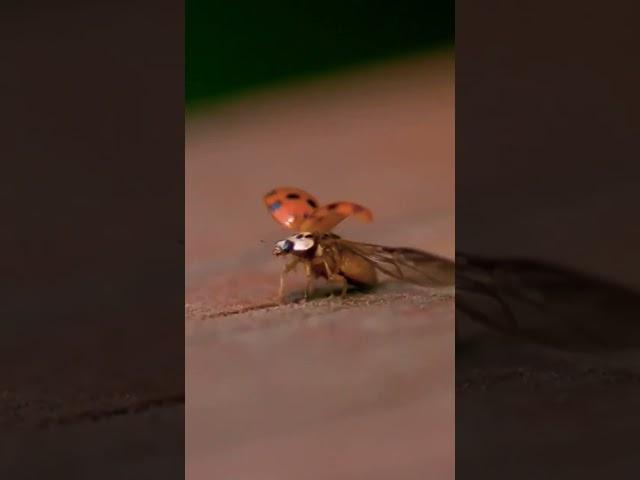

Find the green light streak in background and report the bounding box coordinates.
[186,1,453,108]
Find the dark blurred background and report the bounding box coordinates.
[186,0,453,107]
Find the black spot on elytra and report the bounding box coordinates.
[307,199,317,208]
[286,193,300,199]
[295,234,303,239]
[304,233,313,238]
[327,203,338,210]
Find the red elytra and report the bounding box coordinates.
[264,187,373,233]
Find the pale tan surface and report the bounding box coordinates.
[187,292,453,480]
[186,51,454,479]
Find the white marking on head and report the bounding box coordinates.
[288,232,315,251]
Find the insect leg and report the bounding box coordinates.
[323,260,348,298]
[279,258,299,303]
[336,274,348,297]
[284,258,299,274]
[304,261,314,299]
[322,259,333,278]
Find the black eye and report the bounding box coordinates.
[283,239,294,252]
[307,199,317,208]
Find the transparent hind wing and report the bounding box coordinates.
[335,239,455,287]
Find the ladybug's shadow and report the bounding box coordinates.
[284,280,419,303]
[283,283,378,304]
[456,254,640,353]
